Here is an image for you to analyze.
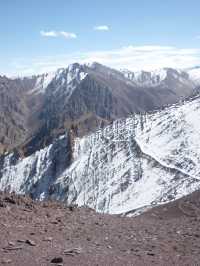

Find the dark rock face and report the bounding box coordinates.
[0,76,31,152]
[0,75,42,154]
[41,75,114,138]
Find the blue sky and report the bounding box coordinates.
[1,0,200,75]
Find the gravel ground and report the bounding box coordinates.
[0,191,200,266]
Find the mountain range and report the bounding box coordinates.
[0,62,200,215]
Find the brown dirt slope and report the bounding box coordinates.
[0,191,200,266]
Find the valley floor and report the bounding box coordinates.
[0,191,200,266]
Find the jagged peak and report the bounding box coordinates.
[29,63,89,95]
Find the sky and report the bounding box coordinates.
[1,0,200,76]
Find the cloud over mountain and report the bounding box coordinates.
[8,45,200,76]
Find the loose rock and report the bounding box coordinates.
[50,257,63,264]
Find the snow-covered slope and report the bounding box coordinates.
[0,134,72,199]
[30,72,57,94]
[1,94,200,215]
[30,63,88,95]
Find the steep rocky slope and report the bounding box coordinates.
[1,94,200,214]
[0,74,46,154]
[0,76,35,153]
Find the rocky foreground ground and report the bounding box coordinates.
[0,192,200,266]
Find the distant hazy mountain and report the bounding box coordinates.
[121,67,200,87]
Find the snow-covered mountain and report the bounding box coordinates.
[1,62,199,155]
[121,66,200,88]
[1,62,200,215]
[122,67,194,87]
[29,64,88,95]
[122,68,168,86]
[1,94,200,215]
[31,65,200,93]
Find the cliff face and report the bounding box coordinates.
[1,94,200,215]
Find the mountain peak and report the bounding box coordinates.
[30,63,88,95]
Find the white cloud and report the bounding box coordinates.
[40,31,58,37]
[40,30,77,39]
[60,31,77,39]
[7,45,200,76]
[94,25,109,31]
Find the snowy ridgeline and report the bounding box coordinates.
[122,67,200,87]
[30,63,88,95]
[1,95,200,214]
